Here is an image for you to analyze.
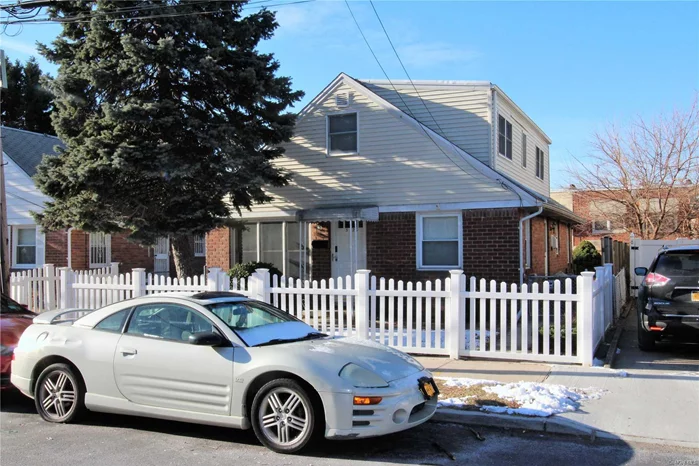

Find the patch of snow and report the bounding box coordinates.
[592,358,605,367]
[436,377,605,417]
[615,348,621,354]
[614,370,628,377]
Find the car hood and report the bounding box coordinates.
[279,336,424,383]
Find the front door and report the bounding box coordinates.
[331,220,367,279]
[154,237,169,275]
[113,302,234,416]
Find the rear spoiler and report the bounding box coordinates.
[33,309,94,325]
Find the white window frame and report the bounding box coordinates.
[416,212,463,271]
[194,234,206,257]
[498,115,513,160]
[12,226,38,268]
[326,111,359,156]
[535,146,545,180]
[238,221,304,277]
[89,232,111,268]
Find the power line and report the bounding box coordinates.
[0,0,312,25]
[367,0,525,205]
[344,0,511,193]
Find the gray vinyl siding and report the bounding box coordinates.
[244,81,516,216]
[494,95,550,197]
[360,82,492,166]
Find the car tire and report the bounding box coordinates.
[34,363,85,423]
[637,314,656,351]
[251,378,319,454]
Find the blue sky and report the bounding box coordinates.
[2,1,698,189]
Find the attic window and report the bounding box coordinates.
[327,113,358,155]
[335,92,350,108]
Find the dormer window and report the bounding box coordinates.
[498,115,513,159]
[327,113,358,156]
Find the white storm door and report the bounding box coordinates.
[154,237,169,275]
[331,220,366,279]
[113,304,234,416]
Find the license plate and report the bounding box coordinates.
[418,377,439,400]
[692,292,699,302]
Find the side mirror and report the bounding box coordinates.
[634,267,648,277]
[188,331,225,346]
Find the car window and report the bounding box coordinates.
[1,295,31,314]
[94,309,130,333]
[126,304,216,342]
[655,252,699,276]
[207,301,292,330]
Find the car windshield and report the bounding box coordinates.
[655,252,699,276]
[1,295,31,315]
[205,300,296,331]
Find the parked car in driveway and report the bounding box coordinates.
[1,294,35,389]
[634,246,699,350]
[11,292,438,453]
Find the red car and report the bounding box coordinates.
[1,294,35,389]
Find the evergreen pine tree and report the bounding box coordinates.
[0,56,54,134]
[34,0,303,277]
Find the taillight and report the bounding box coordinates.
[643,272,670,286]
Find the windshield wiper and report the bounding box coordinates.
[254,332,327,347]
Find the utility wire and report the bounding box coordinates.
[367,0,525,205]
[345,0,511,192]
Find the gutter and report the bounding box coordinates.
[67,227,74,268]
[519,206,543,284]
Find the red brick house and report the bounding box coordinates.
[2,126,205,275]
[552,186,699,250]
[206,74,581,284]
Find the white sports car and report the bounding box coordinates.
[11,292,438,453]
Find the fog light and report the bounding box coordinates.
[353,396,382,405]
[392,409,408,424]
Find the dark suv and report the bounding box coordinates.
[634,246,699,350]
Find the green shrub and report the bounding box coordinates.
[227,261,282,281]
[572,240,602,274]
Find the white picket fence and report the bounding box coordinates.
[10,263,622,366]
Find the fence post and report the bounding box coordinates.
[132,268,146,297]
[59,267,75,309]
[354,270,370,340]
[110,262,120,275]
[253,268,270,303]
[577,271,595,366]
[219,270,230,291]
[43,264,56,311]
[207,267,221,291]
[448,270,465,359]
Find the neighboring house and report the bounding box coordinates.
[2,126,206,275]
[206,73,582,284]
[552,185,699,250]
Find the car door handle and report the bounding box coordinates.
[119,347,137,356]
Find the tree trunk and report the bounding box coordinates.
[170,235,197,279]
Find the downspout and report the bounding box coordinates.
[67,227,74,269]
[519,206,543,284]
[490,86,497,168]
[544,218,549,276]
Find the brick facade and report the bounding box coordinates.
[463,209,521,283]
[45,230,68,267]
[528,216,573,276]
[205,227,232,271]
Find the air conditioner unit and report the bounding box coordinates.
[335,92,350,108]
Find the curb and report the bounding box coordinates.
[604,325,624,368]
[432,409,598,440]
[431,409,699,449]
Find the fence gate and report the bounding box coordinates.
[630,237,699,296]
[154,237,170,276]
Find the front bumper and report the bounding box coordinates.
[322,369,437,439]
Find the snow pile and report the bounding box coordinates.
[436,377,605,417]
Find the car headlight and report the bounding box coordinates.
[339,363,389,388]
[0,345,14,357]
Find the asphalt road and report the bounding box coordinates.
[2,391,698,466]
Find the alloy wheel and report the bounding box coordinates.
[38,370,77,420]
[258,387,311,447]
